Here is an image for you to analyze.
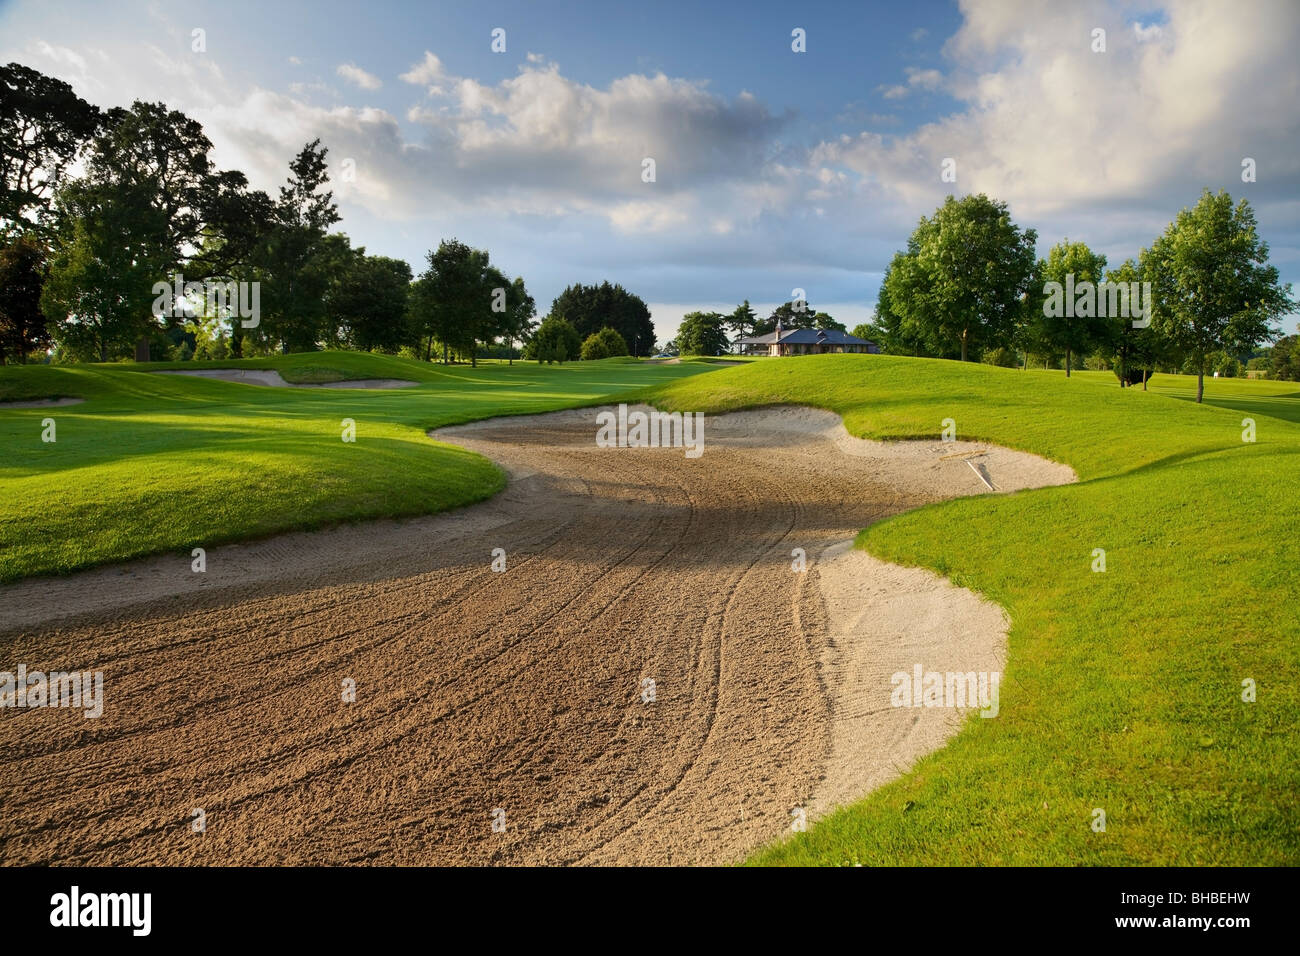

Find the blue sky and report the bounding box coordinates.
[3,0,1297,344]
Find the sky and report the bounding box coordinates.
[3,0,1298,346]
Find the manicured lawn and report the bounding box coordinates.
[0,352,712,581]
[647,355,1299,865]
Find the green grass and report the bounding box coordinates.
[645,355,1299,866]
[0,351,712,581]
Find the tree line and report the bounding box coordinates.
[0,63,663,367]
[865,192,1294,402]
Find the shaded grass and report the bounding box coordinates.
[0,352,712,581]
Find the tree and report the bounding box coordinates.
[0,233,50,363]
[0,63,100,234]
[1037,239,1108,376]
[256,139,343,354]
[1146,189,1294,402]
[726,300,757,346]
[409,238,504,365]
[501,276,536,365]
[1266,334,1300,381]
[550,281,655,356]
[525,315,581,363]
[867,260,942,356]
[328,254,412,352]
[42,178,170,361]
[884,194,1038,361]
[677,311,729,356]
[1097,258,1167,388]
[580,326,629,360]
[811,311,845,332]
[80,101,264,359]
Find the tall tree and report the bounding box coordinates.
[0,63,100,234]
[550,281,654,357]
[328,253,412,353]
[726,300,757,346]
[500,275,536,365]
[1037,239,1108,376]
[1146,190,1294,402]
[76,101,265,359]
[884,194,1038,361]
[1098,257,1165,388]
[257,139,342,353]
[42,178,171,361]
[0,233,50,362]
[677,311,729,356]
[410,238,491,364]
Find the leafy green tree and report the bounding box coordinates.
[811,311,844,332]
[726,300,758,345]
[1037,239,1108,376]
[328,254,412,352]
[1147,190,1294,402]
[409,238,501,365]
[884,194,1038,361]
[580,326,629,360]
[500,276,536,365]
[0,63,100,234]
[677,311,729,356]
[0,233,50,363]
[550,281,654,356]
[42,178,170,361]
[1097,258,1167,388]
[79,102,266,359]
[525,315,582,363]
[867,261,942,356]
[255,139,342,354]
[1267,334,1300,381]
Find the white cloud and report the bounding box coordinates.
[399,51,448,92]
[336,63,380,90]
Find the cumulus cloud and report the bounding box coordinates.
[336,63,381,90]
[812,0,1300,266]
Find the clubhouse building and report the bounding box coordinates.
[734,322,879,357]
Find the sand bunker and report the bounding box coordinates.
[0,404,1074,865]
[152,368,418,389]
[0,397,84,408]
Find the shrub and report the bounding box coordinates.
[580,326,629,361]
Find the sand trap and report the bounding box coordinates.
[0,397,84,408]
[0,404,1074,866]
[152,368,418,389]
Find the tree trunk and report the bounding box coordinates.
[442,341,448,365]
[1065,348,1071,377]
[1196,369,1204,403]
[1142,368,1149,391]
[135,335,151,363]
[960,330,968,362]
[471,342,477,368]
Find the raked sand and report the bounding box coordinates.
[0,405,1074,865]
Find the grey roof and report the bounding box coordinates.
[735,327,877,346]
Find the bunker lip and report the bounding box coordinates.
[0,397,85,408]
[1,404,1074,866]
[149,369,418,389]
